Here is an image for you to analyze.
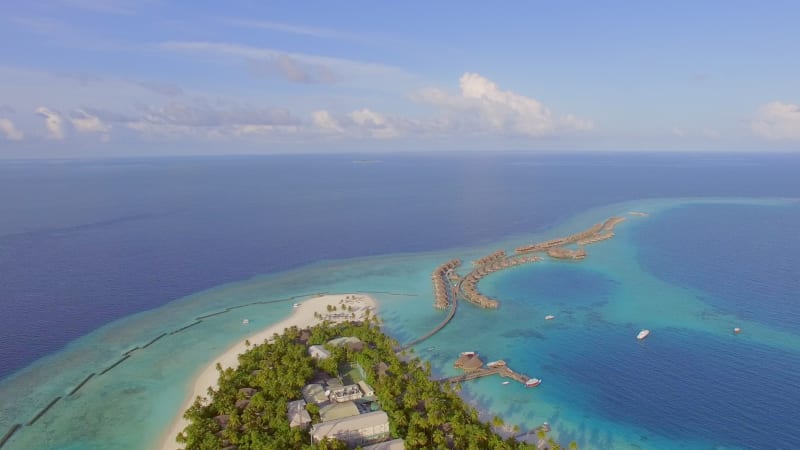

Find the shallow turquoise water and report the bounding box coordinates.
[2,197,798,449]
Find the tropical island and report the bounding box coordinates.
[169,216,634,450]
[175,311,571,450]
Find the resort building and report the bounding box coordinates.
[302,383,328,405]
[329,384,363,403]
[286,399,312,429]
[357,380,375,397]
[308,345,331,360]
[454,352,484,372]
[327,336,365,352]
[363,439,405,450]
[319,400,360,422]
[310,410,391,447]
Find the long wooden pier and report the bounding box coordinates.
[400,290,458,350]
[438,366,532,386]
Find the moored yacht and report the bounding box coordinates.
[637,329,650,340]
[545,315,555,320]
[525,378,542,388]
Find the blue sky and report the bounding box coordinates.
[0,0,798,156]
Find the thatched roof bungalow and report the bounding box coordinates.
[454,353,484,372]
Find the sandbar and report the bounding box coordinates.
[157,293,378,450]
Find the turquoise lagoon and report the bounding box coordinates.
[1,197,799,449]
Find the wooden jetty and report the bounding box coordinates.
[400,288,459,350]
[439,358,533,386]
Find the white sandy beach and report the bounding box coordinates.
[158,293,378,450]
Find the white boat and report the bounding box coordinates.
[242,319,249,325]
[637,329,650,340]
[525,378,542,388]
[502,381,510,385]
[487,360,505,368]
[733,327,742,334]
[460,351,477,357]
[293,303,300,308]
[545,315,555,320]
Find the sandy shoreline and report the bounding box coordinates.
[157,293,378,450]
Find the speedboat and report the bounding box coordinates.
[293,303,300,308]
[637,329,650,340]
[545,315,555,320]
[502,381,510,385]
[733,327,742,334]
[525,378,542,388]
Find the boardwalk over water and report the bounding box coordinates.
[437,366,532,386]
[400,291,458,350]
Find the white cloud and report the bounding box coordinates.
[312,110,343,133]
[158,41,415,85]
[311,109,403,139]
[414,73,592,137]
[348,109,399,138]
[752,101,800,140]
[0,118,24,141]
[35,107,65,139]
[69,109,110,134]
[247,54,338,84]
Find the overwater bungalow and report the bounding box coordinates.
[454,353,484,372]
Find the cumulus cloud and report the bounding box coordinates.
[310,109,406,139]
[247,54,338,84]
[69,109,109,133]
[0,118,24,141]
[414,73,592,137]
[35,107,65,140]
[752,101,800,140]
[312,110,344,133]
[348,109,399,138]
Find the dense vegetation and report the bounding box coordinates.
[178,316,558,449]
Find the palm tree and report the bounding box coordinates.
[492,415,504,428]
[569,441,579,450]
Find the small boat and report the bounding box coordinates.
[545,315,555,320]
[487,360,505,368]
[502,381,510,385]
[525,378,542,388]
[242,319,249,325]
[734,327,742,334]
[460,351,477,357]
[637,329,650,340]
[541,422,551,432]
[293,303,300,308]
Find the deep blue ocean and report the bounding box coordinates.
[1,153,799,449]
